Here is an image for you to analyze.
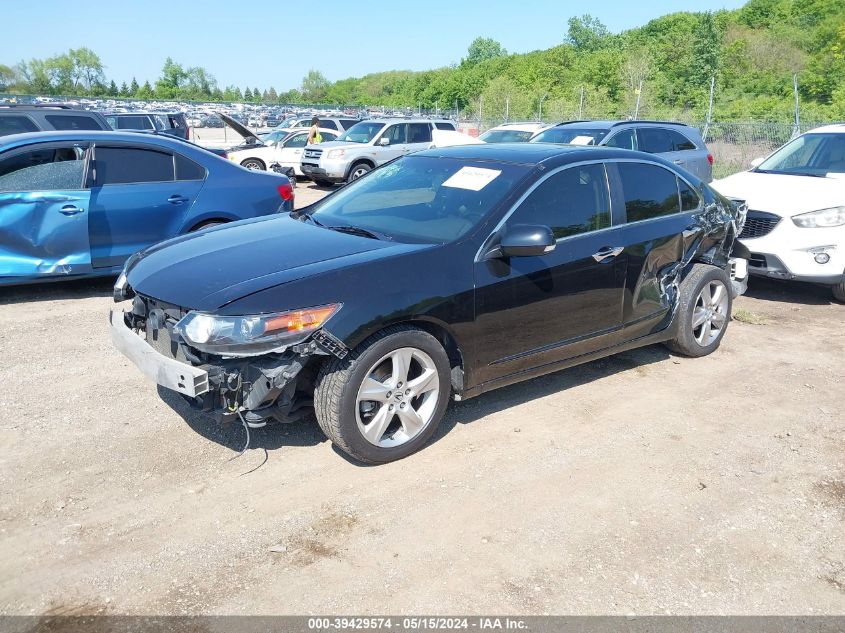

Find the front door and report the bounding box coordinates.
[0,141,93,280]
[472,162,627,386]
[88,144,204,269]
[375,123,409,165]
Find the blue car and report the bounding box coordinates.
[0,130,294,285]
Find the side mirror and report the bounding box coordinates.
[490,224,556,259]
[378,137,390,146]
[750,157,764,168]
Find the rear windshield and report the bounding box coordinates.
[479,129,534,143]
[531,127,609,145]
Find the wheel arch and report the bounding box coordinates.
[345,158,375,179]
[343,316,467,393]
[240,156,266,170]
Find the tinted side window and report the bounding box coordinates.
[116,115,154,130]
[408,123,432,143]
[637,128,674,154]
[0,115,40,135]
[435,122,456,131]
[96,147,174,185]
[319,120,338,130]
[340,119,359,130]
[175,153,206,181]
[0,145,87,192]
[508,163,611,239]
[667,129,697,151]
[678,178,700,211]
[604,128,636,150]
[618,163,680,222]
[383,124,407,144]
[45,115,103,131]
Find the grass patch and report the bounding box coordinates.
[733,308,768,325]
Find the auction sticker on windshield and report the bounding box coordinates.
[569,135,596,145]
[442,166,501,191]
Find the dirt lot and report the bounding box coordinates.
[1,185,844,615]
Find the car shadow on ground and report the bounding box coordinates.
[0,277,115,305]
[744,276,839,306]
[160,344,671,466]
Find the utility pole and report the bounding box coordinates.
[578,86,585,119]
[792,73,801,138]
[703,75,715,142]
[538,92,548,122]
[633,80,643,120]
[478,96,483,132]
[455,99,459,121]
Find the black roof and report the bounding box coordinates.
[416,142,642,166]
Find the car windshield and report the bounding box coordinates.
[756,133,845,176]
[337,121,386,144]
[479,129,534,143]
[307,155,530,243]
[263,130,287,144]
[530,127,609,145]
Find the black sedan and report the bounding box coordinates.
[111,144,746,464]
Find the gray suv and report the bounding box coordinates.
[0,104,110,137]
[530,120,713,182]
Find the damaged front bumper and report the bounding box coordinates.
[110,308,330,426]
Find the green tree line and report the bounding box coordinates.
[2,0,843,121]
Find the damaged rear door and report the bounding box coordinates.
[608,160,711,337]
[0,141,93,281]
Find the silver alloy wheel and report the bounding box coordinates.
[692,280,729,346]
[242,160,262,170]
[355,347,440,448]
[350,166,369,180]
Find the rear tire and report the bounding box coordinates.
[314,325,451,464]
[240,158,265,171]
[190,220,226,232]
[665,264,732,358]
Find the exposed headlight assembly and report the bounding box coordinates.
[326,149,346,159]
[792,206,845,228]
[113,253,140,302]
[174,304,341,357]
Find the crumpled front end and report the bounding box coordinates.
[111,293,347,427]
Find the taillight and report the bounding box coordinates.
[707,153,714,165]
[277,183,294,202]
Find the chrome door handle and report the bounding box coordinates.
[673,159,685,164]
[592,246,624,262]
[168,195,188,205]
[59,204,83,215]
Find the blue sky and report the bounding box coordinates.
[4,0,747,90]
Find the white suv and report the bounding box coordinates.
[713,125,845,302]
[300,118,457,185]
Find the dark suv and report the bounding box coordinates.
[103,112,190,140]
[531,120,714,182]
[112,143,746,464]
[0,104,110,137]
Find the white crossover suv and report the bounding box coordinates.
[713,125,845,302]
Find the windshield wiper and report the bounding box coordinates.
[290,211,325,227]
[755,169,826,178]
[328,225,392,241]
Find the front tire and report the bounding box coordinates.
[832,273,845,303]
[665,264,732,358]
[314,326,451,464]
[346,162,372,184]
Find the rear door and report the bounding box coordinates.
[0,141,93,279]
[608,160,697,337]
[87,144,205,269]
[406,122,434,154]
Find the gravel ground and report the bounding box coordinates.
[0,186,843,615]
